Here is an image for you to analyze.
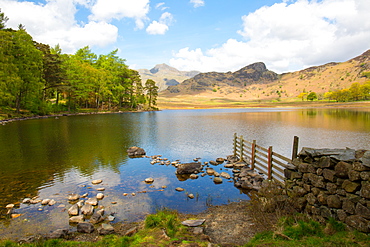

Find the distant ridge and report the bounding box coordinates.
[160,49,370,101]
[138,64,200,91]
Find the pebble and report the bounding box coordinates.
[92,179,103,185]
[175,187,185,192]
[96,193,105,200]
[123,193,128,196]
[188,194,195,199]
[144,178,154,183]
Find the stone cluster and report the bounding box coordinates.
[284,148,370,233]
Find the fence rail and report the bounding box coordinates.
[233,133,299,184]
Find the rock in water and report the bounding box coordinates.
[77,223,95,233]
[127,146,146,157]
[41,199,51,205]
[92,179,102,185]
[85,197,98,206]
[144,178,154,183]
[176,163,202,175]
[69,215,84,223]
[68,204,79,216]
[68,194,79,201]
[220,172,231,179]
[90,213,104,224]
[81,204,94,216]
[213,177,223,184]
[96,193,104,200]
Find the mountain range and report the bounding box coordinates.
[137,64,200,92]
[160,49,370,101]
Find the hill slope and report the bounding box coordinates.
[160,49,370,101]
[138,64,200,91]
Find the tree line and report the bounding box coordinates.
[0,10,158,116]
[298,80,370,102]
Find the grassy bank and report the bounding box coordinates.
[0,207,368,247]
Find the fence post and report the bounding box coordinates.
[251,140,256,169]
[240,135,244,162]
[233,133,237,157]
[268,146,273,180]
[292,136,299,161]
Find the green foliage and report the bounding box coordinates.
[145,209,180,237]
[0,11,151,116]
[307,92,317,101]
[362,71,370,78]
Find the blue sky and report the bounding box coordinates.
[1,0,370,73]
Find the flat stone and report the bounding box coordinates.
[96,188,105,191]
[68,194,79,201]
[176,162,202,175]
[213,177,223,184]
[86,197,98,206]
[69,215,84,223]
[48,199,56,206]
[92,179,102,185]
[48,229,69,239]
[181,219,205,227]
[220,172,231,179]
[175,187,184,192]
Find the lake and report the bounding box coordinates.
[1,107,370,239]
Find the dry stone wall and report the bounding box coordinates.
[284,147,370,233]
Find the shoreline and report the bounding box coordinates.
[1,101,370,125]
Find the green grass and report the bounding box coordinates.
[245,215,370,247]
[1,211,369,247]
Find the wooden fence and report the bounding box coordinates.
[233,133,299,184]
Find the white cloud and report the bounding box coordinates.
[190,0,205,8]
[146,12,173,35]
[146,21,168,35]
[171,0,370,73]
[156,2,169,11]
[89,0,150,29]
[0,0,120,53]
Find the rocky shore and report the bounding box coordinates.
[3,146,267,244]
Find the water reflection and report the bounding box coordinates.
[0,108,369,239]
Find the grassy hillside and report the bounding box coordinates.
[158,50,370,107]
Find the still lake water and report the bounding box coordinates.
[0,107,370,239]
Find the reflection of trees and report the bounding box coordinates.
[0,113,142,213]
